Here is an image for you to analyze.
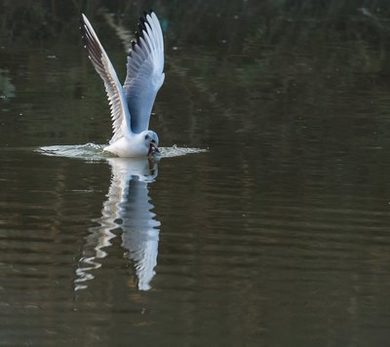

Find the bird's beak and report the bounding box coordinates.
[148,143,160,155]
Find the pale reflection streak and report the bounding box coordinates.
[75,157,160,291]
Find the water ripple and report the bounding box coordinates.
[36,143,207,160]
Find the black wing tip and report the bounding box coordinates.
[80,24,87,46]
[134,10,152,43]
[80,14,85,29]
[80,23,90,48]
[129,10,156,54]
[79,16,100,59]
[80,13,88,26]
[79,13,89,41]
[143,9,154,17]
[137,23,146,35]
[128,40,136,57]
[138,9,155,28]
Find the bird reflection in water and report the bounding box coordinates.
[74,157,160,291]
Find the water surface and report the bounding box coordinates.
[2,1,390,346]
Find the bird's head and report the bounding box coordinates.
[143,130,160,156]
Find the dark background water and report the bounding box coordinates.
[2,1,390,346]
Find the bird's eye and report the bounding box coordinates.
[144,135,149,140]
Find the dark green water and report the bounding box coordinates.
[2,1,390,346]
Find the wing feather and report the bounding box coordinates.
[81,14,132,143]
[124,11,165,134]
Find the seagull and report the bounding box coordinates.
[80,11,165,157]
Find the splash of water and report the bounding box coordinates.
[37,143,207,160]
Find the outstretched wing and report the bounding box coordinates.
[124,11,165,134]
[81,14,132,143]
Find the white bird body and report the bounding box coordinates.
[80,11,165,157]
[103,131,148,157]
